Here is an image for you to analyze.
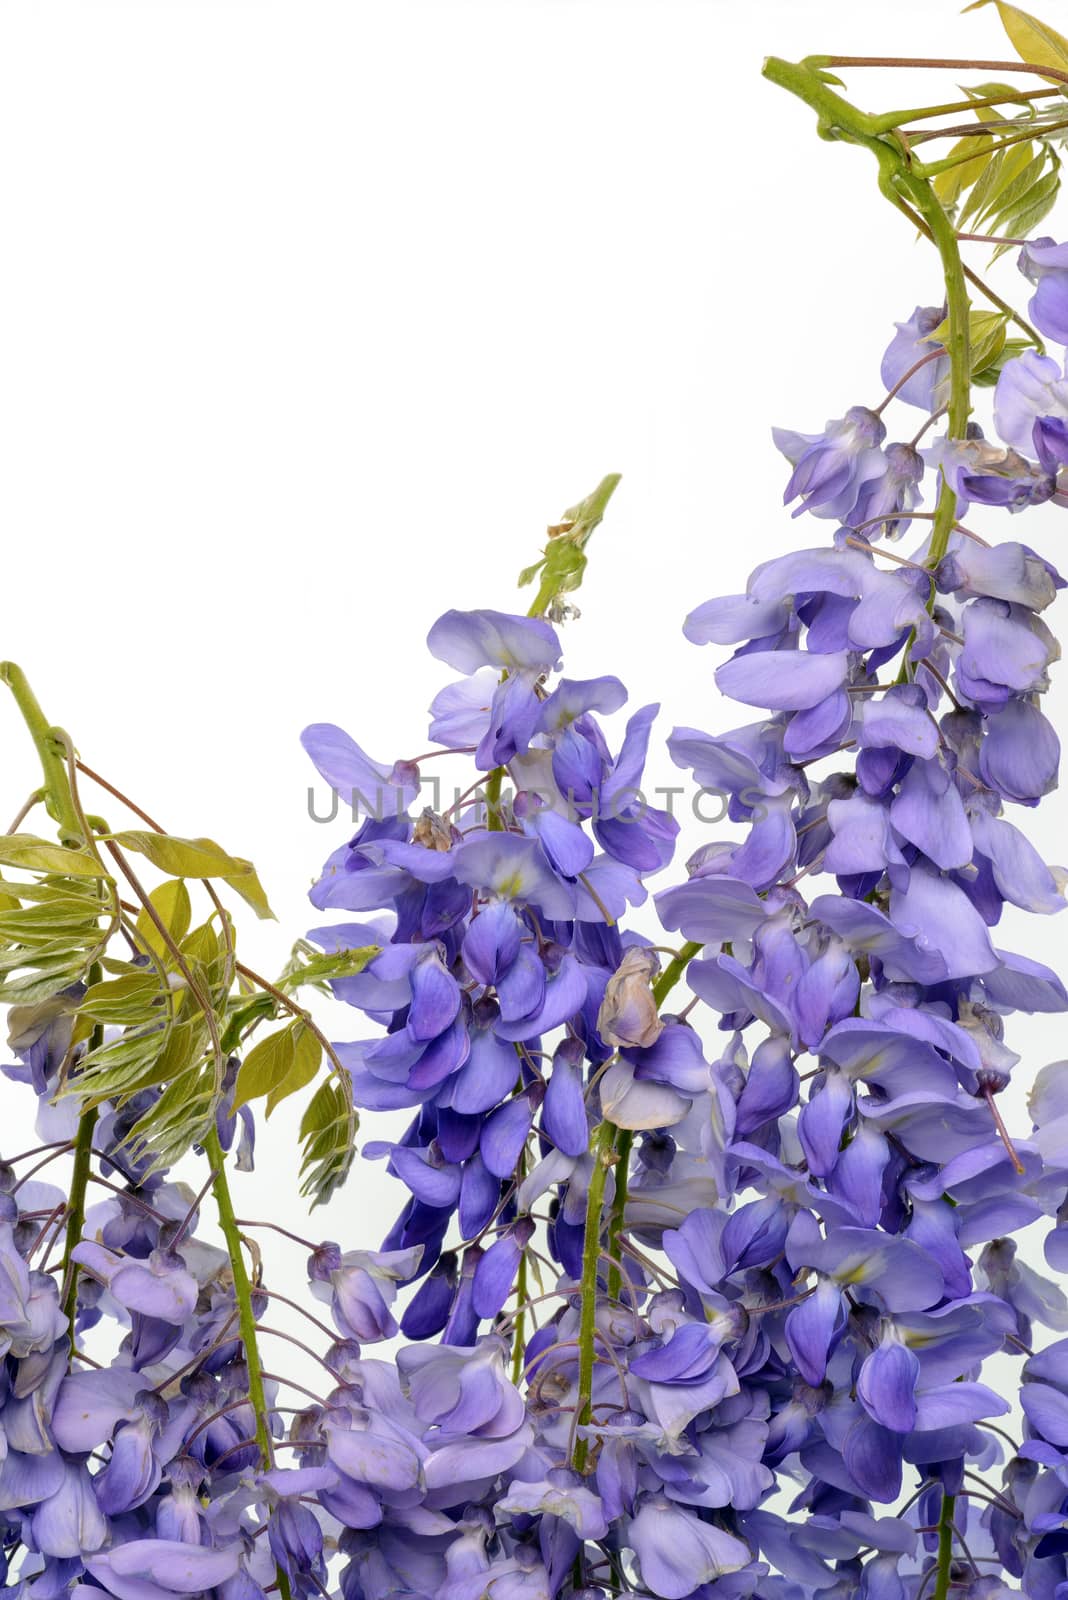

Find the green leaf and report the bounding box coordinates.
[977,146,1045,228]
[0,955,89,1004]
[223,869,275,921]
[0,902,102,942]
[958,145,1015,230]
[299,1078,339,1141]
[110,831,246,877]
[974,336,1037,383]
[971,1,1068,81]
[81,971,166,1026]
[992,159,1061,255]
[124,1063,217,1172]
[279,946,379,992]
[220,992,277,1053]
[180,921,222,967]
[933,133,992,208]
[0,836,108,878]
[298,1079,358,1207]
[926,308,1009,377]
[77,1016,206,1105]
[971,312,1009,376]
[0,876,103,907]
[109,832,275,920]
[135,879,192,961]
[67,1026,166,1103]
[265,1025,321,1117]
[232,1019,318,1113]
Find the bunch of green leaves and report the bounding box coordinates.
[937,3,1068,257]
[932,89,1063,257]
[0,837,116,1006]
[0,813,375,1205]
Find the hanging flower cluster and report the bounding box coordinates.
[5,15,1068,1600]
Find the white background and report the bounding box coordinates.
[1,0,1066,1306]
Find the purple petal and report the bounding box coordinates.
[427,609,561,674]
[301,724,417,816]
[716,649,849,712]
[599,1060,691,1130]
[654,877,766,944]
[832,1124,890,1227]
[798,1070,854,1178]
[735,1036,799,1135]
[1021,1381,1068,1446]
[914,1381,1010,1431]
[480,1096,534,1179]
[889,867,998,980]
[970,810,1064,914]
[857,1342,919,1432]
[631,1322,726,1383]
[471,1233,522,1320]
[542,1043,589,1158]
[979,697,1060,803]
[785,1279,845,1385]
[459,1154,500,1238]
[663,1208,728,1296]
[890,758,972,870]
[842,1414,903,1504]
[453,834,577,921]
[86,1541,242,1600]
[408,952,461,1041]
[684,593,790,645]
[628,1498,751,1598]
[462,902,523,987]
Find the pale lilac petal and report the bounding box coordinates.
[716,650,849,712]
[427,609,561,674]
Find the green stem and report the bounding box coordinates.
[485,766,504,832]
[762,58,972,576]
[61,992,102,1344]
[204,1124,276,1470]
[888,188,1044,354]
[573,1117,615,1472]
[871,84,1057,130]
[604,1128,633,1305]
[932,1490,957,1600]
[524,473,621,619]
[893,172,971,574]
[762,56,894,153]
[915,119,1068,178]
[207,1128,293,1600]
[0,663,84,846]
[653,940,704,1009]
[510,1246,528,1386]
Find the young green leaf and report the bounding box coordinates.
[926,308,1009,378]
[278,946,379,992]
[0,836,109,878]
[231,1019,319,1113]
[968,1,1068,81]
[109,832,275,919]
[298,1079,358,1207]
[80,970,167,1026]
[135,879,193,961]
[265,1024,321,1117]
[933,133,993,209]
